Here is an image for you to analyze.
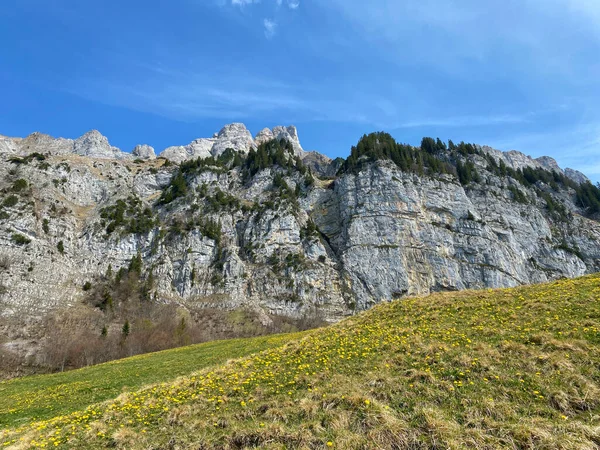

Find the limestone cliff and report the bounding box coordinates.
[0,125,598,335]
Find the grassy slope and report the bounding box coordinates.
[0,333,303,429]
[3,275,600,449]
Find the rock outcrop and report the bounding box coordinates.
[0,135,19,154]
[535,156,562,173]
[157,123,261,162]
[132,144,156,160]
[255,128,275,146]
[481,145,589,184]
[255,126,304,156]
[272,125,303,155]
[19,132,74,156]
[211,123,256,157]
[73,130,129,160]
[160,139,215,164]
[565,168,590,185]
[320,162,597,309]
[0,124,598,341]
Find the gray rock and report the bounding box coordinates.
[211,123,256,157]
[158,139,215,163]
[565,168,590,185]
[272,125,303,155]
[187,139,215,159]
[0,125,599,349]
[481,146,547,172]
[536,156,562,173]
[19,132,74,156]
[483,146,590,185]
[0,135,19,154]
[255,128,274,146]
[302,151,335,176]
[73,130,127,159]
[132,144,156,160]
[159,145,190,163]
[158,124,255,162]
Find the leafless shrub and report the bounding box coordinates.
[34,289,329,373]
[0,347,22,378]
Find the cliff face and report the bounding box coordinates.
[0,124,598,335]
[320,163,597,310]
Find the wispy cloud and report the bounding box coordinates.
[222,0,299,37]
[397,114,532,129]
[62,64,365,126]
[263,18,276,38]
[231,0,259,6]
[324,0,600,80]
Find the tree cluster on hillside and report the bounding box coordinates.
[575,181,600,213]
[84,253,153,312]
[159,150,242,205]
[155,131,600,232]
[159,139,310,208]
[456,160,481,185]
[242,138,308,181]
[99,196,158,235]
[340,133,461,179]
[339,132,600,217]
[484,154,600,214]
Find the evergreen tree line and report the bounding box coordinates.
[339,133,464,179]
[484,154,600,214]
[339,132,600,215]
[160,139,308,205]
[242,138,308,181]
[156,132,600,217]
[159,149,243,205]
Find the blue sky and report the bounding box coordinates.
[1,0,599,181]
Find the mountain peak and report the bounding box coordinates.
[272,125,303,155]
[565,168,590,185]
[211,123,255,157]
[217,123,251,137]
[255,128,274,146]
[74,130,126,159]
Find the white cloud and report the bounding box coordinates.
[263,18,277,38]
[231,0,259,5]
[225,0,297,37]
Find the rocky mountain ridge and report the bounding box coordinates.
[480,146,588,185]
[0,124,599,365]
[1,124,589,184]
[0,123,307,163]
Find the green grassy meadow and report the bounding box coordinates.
[0,333,303,429]
[2,275,600,449]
